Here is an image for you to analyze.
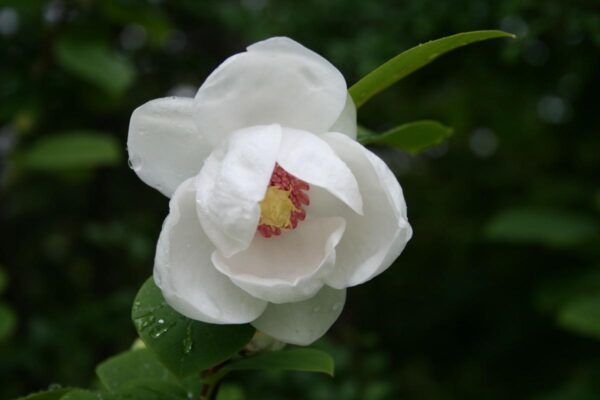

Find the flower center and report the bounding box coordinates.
[257,164,309,238]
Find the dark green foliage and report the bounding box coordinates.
[1,0,600,399]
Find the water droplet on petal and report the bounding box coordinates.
[128,155,142,171]
[312,306,321,313]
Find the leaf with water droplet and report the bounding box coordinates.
[131,278,255,377]
[349,30,515,108]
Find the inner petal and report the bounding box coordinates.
[257,163,310,238]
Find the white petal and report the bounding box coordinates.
[329,94,357,140]
[316,132,413,288]
[212,217,346,304]
[128,96,210,197]
[195,125,281,257]
[154,178,267,324]
[194,37,348,146]
[277,127,363,214]
[252,286,346,345]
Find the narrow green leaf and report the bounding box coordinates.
[15,388,73,400]
[55,36,135,97]
[227,349,335,377]
[131,278,255,377]
[0,302,16,342]
[19,132,121,171]
[359,120,453,154]
[96,349,179,393]
[558,294,600,340]
[349,30,515,108]
[485,208,598,246]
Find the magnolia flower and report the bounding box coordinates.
[128,37,412,345]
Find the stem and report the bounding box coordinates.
[200,368,229,400]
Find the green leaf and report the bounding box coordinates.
[227,348,335,376]
[96,349,179,393]
[131,278,255,377]
[15,388,73,400]
[112,382,186,400]
[216,384,245,400]
[358,120,453,154]
[19,132,122,171]
[55,36,135,97]
[60,390,111,400]
[485,208,598,246]
[58,384,185,400]
[0,267,7,295]
[98,3,172,46]
[534,269,600,314]
[0,302,16,342]
[558,294,600,340]
[349,30,515,108]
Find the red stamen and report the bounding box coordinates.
[257,164,310,238]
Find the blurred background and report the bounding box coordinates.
[1,0,599,399]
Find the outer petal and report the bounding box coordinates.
[329,94,357,140]
[317,132,413,288]
[252,286,346,346]
[196,125,281,257]
[154,177,267,324]
[194,37,348,145]
[128,97,210,197]
[212,217,346,304]
[277,127,363,214]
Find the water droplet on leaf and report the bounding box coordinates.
[182,324,194,353]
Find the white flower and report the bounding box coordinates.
[127,37,412,345]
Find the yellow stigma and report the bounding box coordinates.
[259,186,298,229]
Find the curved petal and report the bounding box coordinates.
[212,217,346,304]
[128,96,210,197]
[277,127,363,214]
[196,125,281,257]
[251,286,346,345]
[329,94,357,140]
[315,132,412,288]
[194,37,348,146]
[154,177,267,324]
